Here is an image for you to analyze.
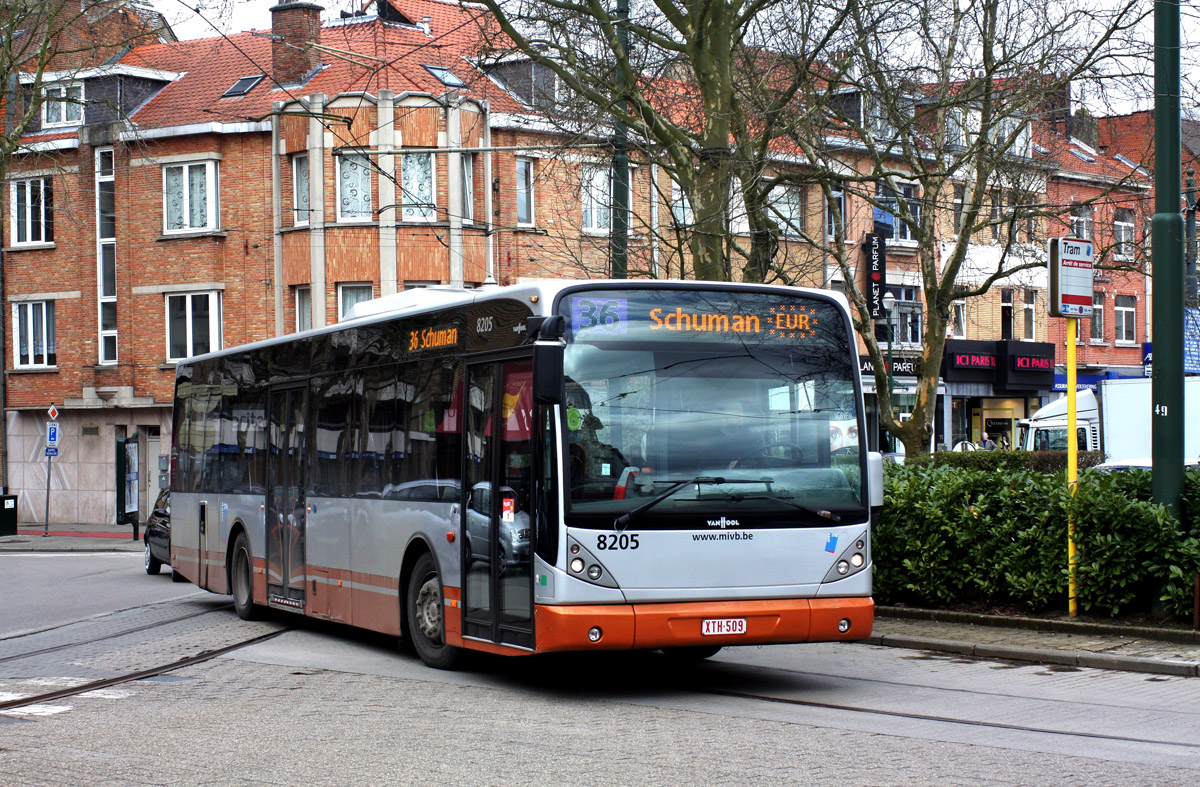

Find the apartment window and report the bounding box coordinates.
[769,185,804,237]
[166,291,220,361]
[13,301,56,368]
[516,157,534,226]
[1114,295,1136,343]
[1001,289,1014,340]
[163,161,218,232]
[293,154,309,226]
[670,180,694,228]
[1090,291,1105,340]
[338,152,374,221]
[1113,208,1135,258]
[338,283,373,321]
[947,109,967,148]
[582,165,611,232]
[1022,288,1036,340]
[10,177,53,244]
[43,83,83,127]
[1070,204,1093,241]
[885,285,922,344]
[295,286,311,332]
[826,181,845,239]
[400,152,434,221]
[98,149,118,364]
[990,189,1002,242]
[1010,190,1036,243]
[952,184,964,233]
[460,153,474,224]
[950,301,966,339]
[877,183,919,242]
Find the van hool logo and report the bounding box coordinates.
[707,516,741,529]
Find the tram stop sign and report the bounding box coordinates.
[1048,237,1094,318]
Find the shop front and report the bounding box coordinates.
[858,354,948,454]
[941,340,1056,449]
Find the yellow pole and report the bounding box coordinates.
[1067,317,1078,617]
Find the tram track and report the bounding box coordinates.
[0,627,291,714]
[0,604,234,666]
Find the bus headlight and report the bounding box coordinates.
[836,560,849,575]
[850,553,864,567]
[570,557,585,573]
[587,565,603,580]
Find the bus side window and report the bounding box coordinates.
[1078,427,1087,452]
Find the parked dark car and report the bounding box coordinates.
[143,487,173,576]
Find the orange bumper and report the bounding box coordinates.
[533,596,874,653]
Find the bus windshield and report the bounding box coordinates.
[559,288,864,528]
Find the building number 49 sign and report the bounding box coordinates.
[1048,236,1094,318]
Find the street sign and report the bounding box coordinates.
[47,404,59,420]
[1048,236,1094,318]
[45,447,58,457]
[46,422,60,448]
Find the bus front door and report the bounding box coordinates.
[266,386,308,612]
[462,359,535,650]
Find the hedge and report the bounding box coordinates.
[875,465,1200,618]
[903,450,1107,472]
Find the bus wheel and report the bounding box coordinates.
[660,646,722,662]
[407,552,460,669]
[231,532,261,621]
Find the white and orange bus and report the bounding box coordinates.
[170,280,883,668]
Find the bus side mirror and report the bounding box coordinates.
[867,452,884,508]
[533,341,563,404]
[531,316,565,405]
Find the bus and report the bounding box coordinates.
[170,280,883,668]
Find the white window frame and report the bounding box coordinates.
[1001,288,1014,340]
[768,185,805,238]
[12,300,56,368]
[10,176,53,245]
[165,291,221,362]
[295,286,311,332]
[1114,294,1137,344]
[460,152,475,224]
[582,164,612,233]
[338,283,373,321]
[947,109,967,148]
[162,160,219,233]
[1113,208,1135,258]
[878,182,919,242]
[826,181,845,240]
[1090,291,1105,341]
[97,149,118,365]
[1070,204,1093,241]
[950,301,966,339]
[670,180,693,228]
[293,154,309,226]
[400,151,435,222]
[338,152,374,223]
[1022,288,1036,341]
[952,184,965,234]
[885,285,923,346]
[42,82,83,128]
[516,157,535,227]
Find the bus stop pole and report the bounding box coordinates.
[1067,317,1078,618]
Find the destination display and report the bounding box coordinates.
[567,290,840,344]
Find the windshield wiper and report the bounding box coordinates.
[699,492,842,522]
[614,476,761,531]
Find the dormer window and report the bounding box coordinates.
[222,74,264,98]
[43,83,83,128]
[424,65,465,88]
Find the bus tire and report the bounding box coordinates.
[231,532,261,621]
[406,552,460,669]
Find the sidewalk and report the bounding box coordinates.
[1,521,143,553]
[3,527,1199,676]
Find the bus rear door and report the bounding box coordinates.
[267,385,308,612]
[462,358,535,650]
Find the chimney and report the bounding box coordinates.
[269,3,323,86]
[419,16,432,37]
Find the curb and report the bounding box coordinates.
[864,631,1200,677]
[878,605,1200,645]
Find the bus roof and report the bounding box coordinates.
[177,279,847,366]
